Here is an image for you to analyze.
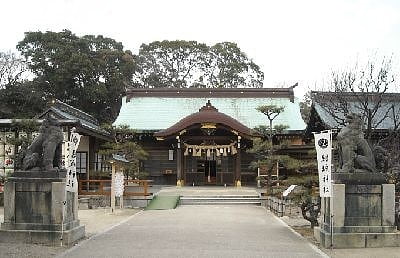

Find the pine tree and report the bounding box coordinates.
[99,125,148,179]
[248,105,301,194]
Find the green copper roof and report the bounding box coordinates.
[113,96,306,131]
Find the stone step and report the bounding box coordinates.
[180,201,261,206]
[179,195,260,198]
[180,197,260,200]
[180,196,262,205]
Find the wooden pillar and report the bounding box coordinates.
[176,136,183,186]
[235,136,241,187]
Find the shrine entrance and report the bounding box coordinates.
[154,100,255,187]
[200,160,216,184]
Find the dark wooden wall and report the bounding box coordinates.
[141,137,177,185]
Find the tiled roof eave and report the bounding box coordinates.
[154,109,253,138]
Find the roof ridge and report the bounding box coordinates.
[52,99,99,125]
[125,87,296,102]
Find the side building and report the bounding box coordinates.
[113,87,306,186]
[304,91,400,173]
[305,91,400,141]
[0,100,112,180]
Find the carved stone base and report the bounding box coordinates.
[0,171,85,245]
[332,171,386,185]
[315,184,400,248]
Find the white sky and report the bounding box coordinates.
[1,0,400,98]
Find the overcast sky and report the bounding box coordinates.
[1,0,399,98]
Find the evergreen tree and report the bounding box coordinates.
[248,105,300,194]
[99,125,148,179]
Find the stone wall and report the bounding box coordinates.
[78,195,152,209]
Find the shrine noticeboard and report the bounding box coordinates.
[114,172,125,197]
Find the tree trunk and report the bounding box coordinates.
[300,197,321,228]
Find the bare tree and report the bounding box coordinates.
[312,57,400,141]
[0,51,27,88]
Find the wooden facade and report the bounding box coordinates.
[141,101,255,186]
[115,87,308,186]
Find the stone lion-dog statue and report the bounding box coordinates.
[22,114,64,171]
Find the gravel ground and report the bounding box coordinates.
[0,207,140,258]
[277,211,400,258]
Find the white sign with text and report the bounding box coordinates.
[313,130,332,197]
[65,132,81,192]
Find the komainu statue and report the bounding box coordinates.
[22,114,64,171]
[337,113,376,173]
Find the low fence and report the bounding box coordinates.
[265,196,285,217]
[78,179,152,197]
[264,196,300,217]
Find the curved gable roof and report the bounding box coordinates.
[154,100,253,138]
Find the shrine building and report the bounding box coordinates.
[0,100,112,180]
[113,87,306,186]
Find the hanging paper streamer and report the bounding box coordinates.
[194,148,201,157]
[231,146,238,155]
[183,142,238,157]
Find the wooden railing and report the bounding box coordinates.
[78,179,152,196]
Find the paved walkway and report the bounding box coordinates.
[0,207,139,258]
[59,205,326,258]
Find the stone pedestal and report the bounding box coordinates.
[315,183,400,248]
[0,171,85,246]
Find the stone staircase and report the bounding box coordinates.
[156,186,263,206]
[180,194,262,205]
